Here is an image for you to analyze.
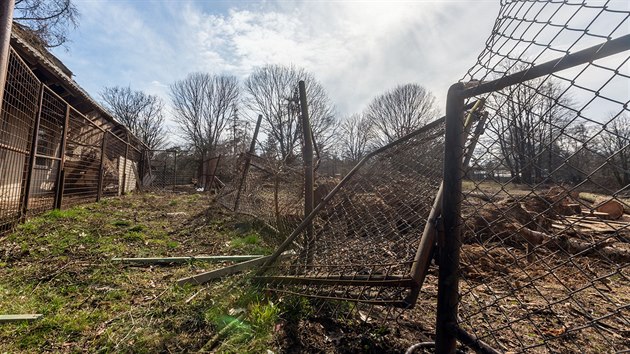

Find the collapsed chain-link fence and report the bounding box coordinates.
[446,0,630,352]
[239,1,630,352]
[218,154,306,235]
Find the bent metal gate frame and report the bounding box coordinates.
[257,1,630,353]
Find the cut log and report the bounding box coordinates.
[521,227,630,263]
[595,199,624,220]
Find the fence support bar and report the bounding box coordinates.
[0,0,14,111]
[234,114,262,211]
[407,99,484,307]
[299,80,315,264]
[463,34,630,98]
[435,83,465,354]
[20,84,45,218]
[96,132,107,202]
[54,105,70,209]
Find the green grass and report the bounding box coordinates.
[229,233,272,255]
[0,193,281,353]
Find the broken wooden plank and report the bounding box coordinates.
[581,210,613,220]
[176,254,288,286]
[0,314,43,323]
[112,255,264,265]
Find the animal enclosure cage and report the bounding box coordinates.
[141,150,222,192]
[0,46,146,235]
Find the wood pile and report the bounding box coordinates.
[464,187,630,263]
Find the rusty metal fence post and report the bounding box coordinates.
[20,83,44,218]
[173,150,178,192]
[234,114,263,211]
[53,105,70,209]
[435,83,465,354]
[96,132,107,202]
[0,0,14,111]
[299,80,314,263]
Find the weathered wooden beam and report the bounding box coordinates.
[112,255,264,265]
[0,314,43,323]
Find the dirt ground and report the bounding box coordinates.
[1,189,627,353]
[0,192,428,353]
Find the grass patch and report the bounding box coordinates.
[112,220,131,227]
[0,192,283,353]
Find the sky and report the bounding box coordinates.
[49,0,502,130]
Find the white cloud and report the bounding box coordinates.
[53,0,506,126]
[171,1,500,115]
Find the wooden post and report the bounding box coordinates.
[298,80,314,263]
[234,114,263,211]
[20,84,44,218]
[0,0,14,111]
[53,105,70,209]
[96,132,107,202]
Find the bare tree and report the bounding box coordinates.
[100,86,166,150]
[489,74,573,184]
[599,114,630,188]
[339,114,374,163]
[14,0,79,48]
[170,72,239,159]
[244,64,336,163]
[365,83,438,146]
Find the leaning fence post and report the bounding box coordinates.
[53,104,70,209]
[234,114,263,211]
[208,154,221,191]
[298,80,314,263]
[436,83,465,354]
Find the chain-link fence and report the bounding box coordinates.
[250,1,630,352]
[0,46,146,235]
[438,1,630,352]
[141,150,221,193]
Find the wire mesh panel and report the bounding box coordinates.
[143,150,176,191]
[218,155,306,235]
[455,1,630,351]
[0,49,39,231]
[101,132,128,197]
[61,108,104,207]
[26,87,65,215]
[125,146,142,193]
[256,118,449,309]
